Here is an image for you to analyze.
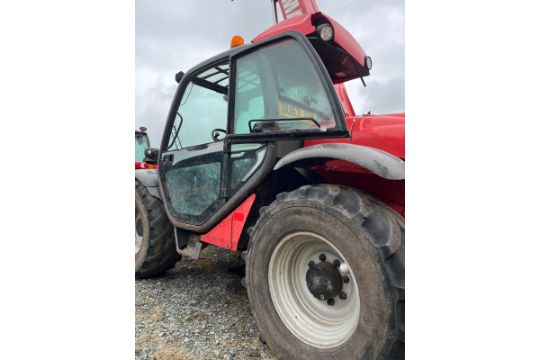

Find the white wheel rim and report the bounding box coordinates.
[135,208,143,255]
[268,231,360,349]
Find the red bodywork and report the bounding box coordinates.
[199,0,404,249]
[306,113,405,215]
[200,194,256,250]
[253,8,369,72]
[135,162,157,170]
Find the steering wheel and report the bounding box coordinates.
[211,128,227,141]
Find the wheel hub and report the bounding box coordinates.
[268,232,360,348]
[306,259,343,301]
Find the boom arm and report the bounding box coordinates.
[273,0,319,21]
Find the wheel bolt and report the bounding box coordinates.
[327,298,335,306]
[319,294,326,301]
[308,260,315,267]
[333,259,341,267]
[343,275,350,283]
[319,253,326,261]
[339,292,347,300]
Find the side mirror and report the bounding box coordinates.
[175,71,185,83]
[144,147,159,164]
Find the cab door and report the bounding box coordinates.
[159,62,230,226]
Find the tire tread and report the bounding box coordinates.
[246,184,404,359]
[135,181,180,278]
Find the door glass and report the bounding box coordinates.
[161,62,229,222]
[233,39,336,134]
[164,151,223,217]
[229,144,266,192]
[167,67,229,150]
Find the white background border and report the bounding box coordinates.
[1,0,539,358]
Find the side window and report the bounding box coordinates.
[167,63,229,150]
[135,133,149,162]
[234,62,264,134]
[233,39,336,134]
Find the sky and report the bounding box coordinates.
[136,0,404,146]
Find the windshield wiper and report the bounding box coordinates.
[248,117,320,133]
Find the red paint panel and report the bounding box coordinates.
[323,13,368,69]
[334,84,355,117]
[252,14,314,43]
[200,216,232,249]
[305,113,405,160]
[200,194,256,251]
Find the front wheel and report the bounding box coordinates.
[245,184,404,359]
[135,180,180,278]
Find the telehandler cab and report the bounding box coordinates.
[135,1,404,358]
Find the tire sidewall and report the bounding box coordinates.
[247,201,395,359]
[135,189,150,272]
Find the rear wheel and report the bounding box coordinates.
[135,180,180,278]
[245,184,404,359]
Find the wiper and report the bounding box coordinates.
[166,112,184,151]
[248,117,320,133]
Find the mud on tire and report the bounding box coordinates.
[245,184,404,359]
[135,180,180,278]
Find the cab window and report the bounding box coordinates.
[135,133,149,162]
[233,39,336,134]
[167,63,229,151]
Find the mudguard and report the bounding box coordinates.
[273,143,405,180]
[135,169,162,199]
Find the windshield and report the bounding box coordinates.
[233,38,336,135]
[135,132,150,162]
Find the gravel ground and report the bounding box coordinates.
[135,246,276,360]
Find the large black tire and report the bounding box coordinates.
[135,180,181,278]
[245,184,404,359]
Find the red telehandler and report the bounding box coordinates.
[135,1,404,358]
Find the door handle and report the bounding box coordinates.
[162,154,174,164]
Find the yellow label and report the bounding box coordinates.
[278,100,317,119]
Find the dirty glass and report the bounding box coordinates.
[164,153,223,217]
[163,63,230,220]
[164,161,221,217]
[233,39,336,134]
[135,133,149,162]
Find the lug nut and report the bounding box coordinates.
[339,292,347,300]
[339,263,349,274]
[333,259,341,267]
[327,298,335,306]
[319,253,326,261]
[308,260,315,267]
[343,275,350,283]
[319,294,326,301]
